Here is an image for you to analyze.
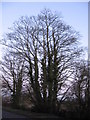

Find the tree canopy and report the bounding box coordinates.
[1,9,88,114]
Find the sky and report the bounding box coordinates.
[0,2,88,60]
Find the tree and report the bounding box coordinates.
[1,9,83,113]
[1,54,25,108]
[68,60,90,118]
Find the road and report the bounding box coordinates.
[2,109,64,120]
[2,110,28,118]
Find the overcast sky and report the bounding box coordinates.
[0,2,88,60]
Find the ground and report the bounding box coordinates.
[2,107,62,120]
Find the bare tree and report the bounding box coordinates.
[1,9,83,113]
[68,60,90,118]
[1,54,25,108]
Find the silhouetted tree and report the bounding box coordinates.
[1,9,83,113]
[1,54,25,108]
[69,60,90,118]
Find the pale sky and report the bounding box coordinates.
[0,2,88,60]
